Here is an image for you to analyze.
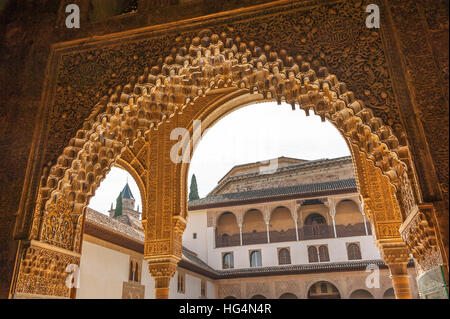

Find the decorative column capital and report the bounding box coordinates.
[377,239,413,299]
[147,257,178,279]
[235,208,245,227]
[323,197,336,217]
[173,215,187,237]
[147,257,179,299]
[377,240,411,275]
[399,202,442,274]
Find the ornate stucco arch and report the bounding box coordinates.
[21,31,426,299]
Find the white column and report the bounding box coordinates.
[331,216,337,238]
[239,225,243,246]
[237,209,244,246]
[326,198,337,238]
[263,206,271,243]
[362,214,369,235]
[292,201,300,241]
[356,195,369,236]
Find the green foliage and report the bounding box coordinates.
[114,192,123,217]
[189,174,200,201]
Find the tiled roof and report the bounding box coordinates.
[209,156,353,195]
[181,248,217,274]
[121,182,134,199]
[85,208,145,242]
[178,258,415,280]
[189,178,357,208]
[85,209,215,271]
[218,259,386,277]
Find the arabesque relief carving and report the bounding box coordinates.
[21,29,428,300]
[14,242,79,298]
[35,31,416,251]
[400,203,442,274]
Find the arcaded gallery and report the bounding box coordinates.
[0,0,448,302]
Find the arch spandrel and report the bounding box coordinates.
[25,31,426,299]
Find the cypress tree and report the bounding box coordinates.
[189,174,200,201]
[114,192,123,217]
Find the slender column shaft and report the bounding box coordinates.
[266,223,270,243]
[154,277,171,299]
[239,225,243,246]
[390,274,412,299]
[362,214,369,235]
[331,215,337,238]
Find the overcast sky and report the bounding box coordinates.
[88,102,350,215]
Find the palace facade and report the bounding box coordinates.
[76,156,418,298]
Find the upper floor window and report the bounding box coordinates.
[318,245,330,262]
[177,272,185,293]
[128,258,141,283]
[347,243,362,260]
[193,233,197,239]
[278,248,291,265]
[308,246,319,263]
[222,252,234,269]
[201,280,207,297]
[250,250,262,267]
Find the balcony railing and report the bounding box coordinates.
[299,224,333,240]
[215,222,372,247]
[336,222,369,237]
[215,234,240,248]
[242,231,268,245]
[269,229,297,243]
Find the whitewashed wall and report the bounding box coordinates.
[77,237,215,299]
[183,210,209,262]
[184,206,382,271]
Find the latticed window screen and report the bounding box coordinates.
[278,248,291,265]
[319,245,330,262]
[308,246,319,263]
[347,243,362,260]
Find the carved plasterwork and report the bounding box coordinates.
[41,194,76,251]
[122,281,145,299]
[3,0,447,300]
[245,281,272,299]
[274,280,300,299]
[399,203,442,274]
[22,28,428,300]
[36,31,412,251]
[377,240,411,276]
[14,241,80,298]
[218,283,242,299]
